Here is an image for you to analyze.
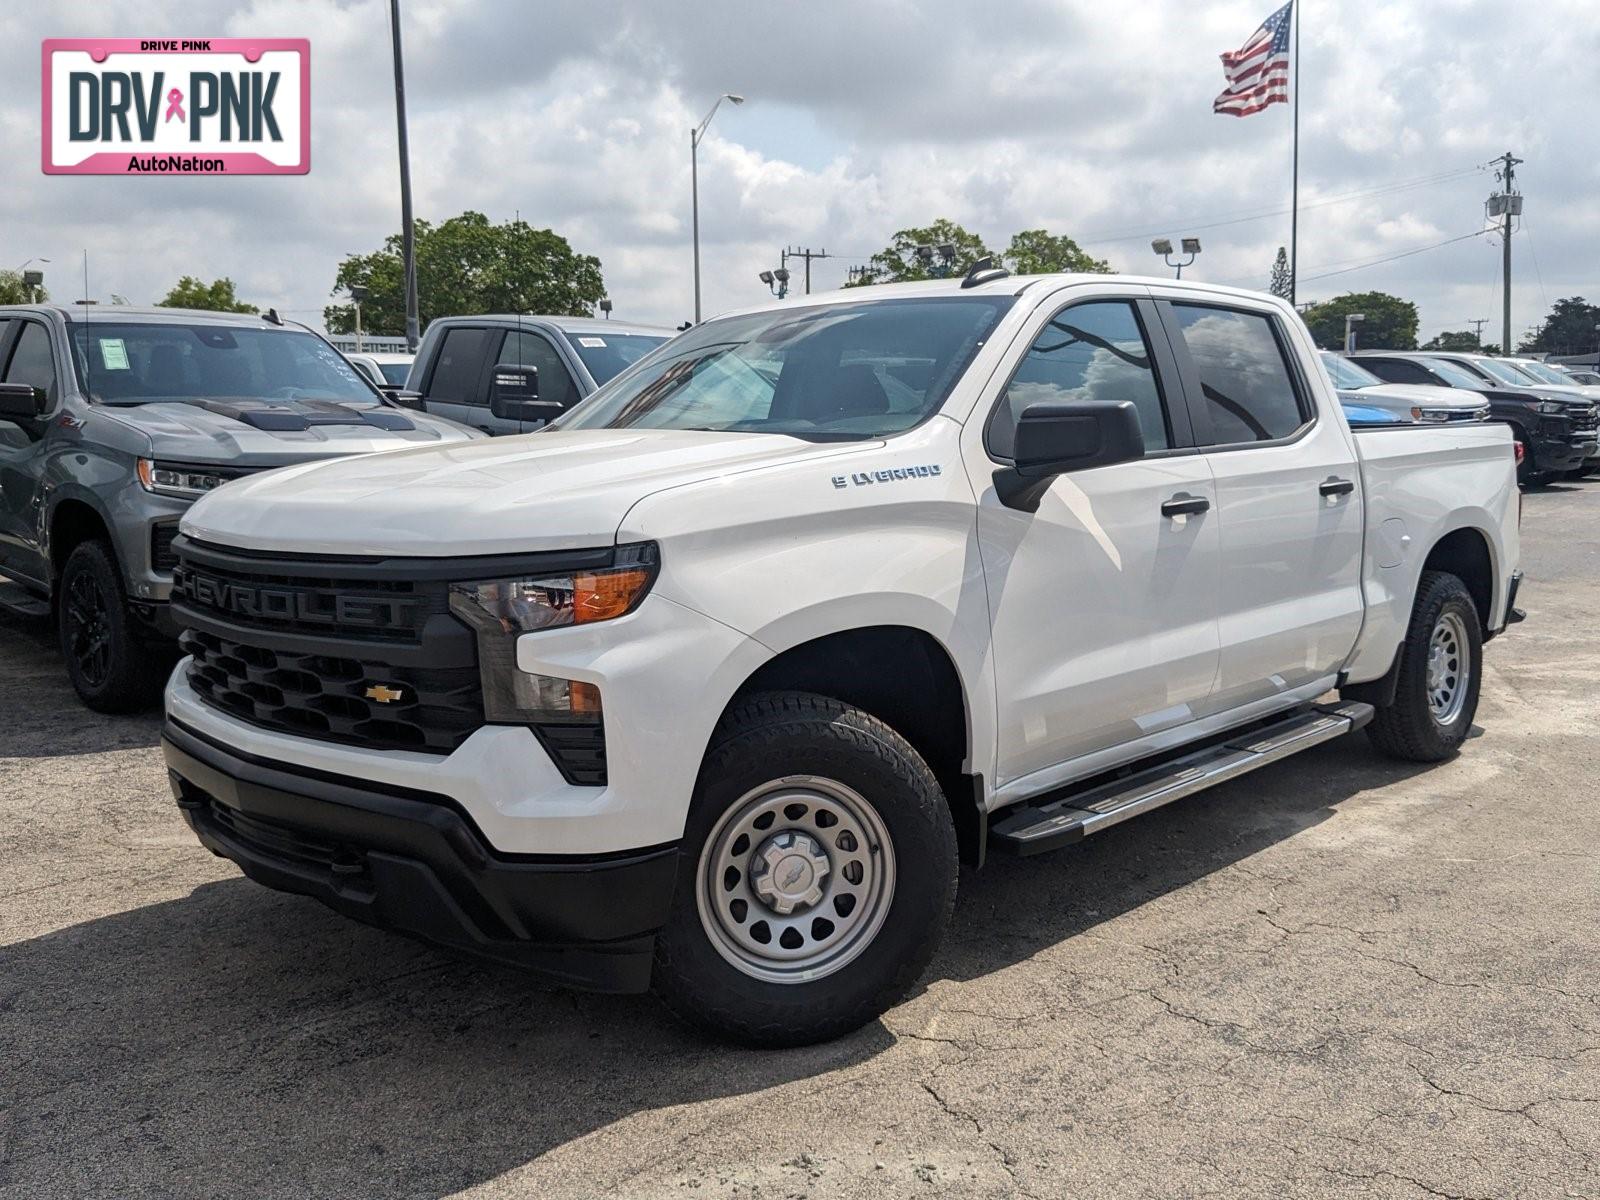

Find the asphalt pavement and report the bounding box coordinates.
[3,483,1597,1199]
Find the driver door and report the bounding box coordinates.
[0,319,58,582]
[964,289,1222,795]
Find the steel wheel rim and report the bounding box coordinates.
[1427,610,1470,726]
[696,775,896,985]
[65,570,111,687]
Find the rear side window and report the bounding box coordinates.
[991,300,1171,458]
[426,327,488,405]
[1171,305,1307,445]
[1360,358,1434,386]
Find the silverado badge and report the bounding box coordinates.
[364,683,407,704]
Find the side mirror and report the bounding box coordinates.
[994,400,1145,511]
[385,388,426,411]
[0,382,48,420]
[489,365,550,422]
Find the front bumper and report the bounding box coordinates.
[163,718,679,992]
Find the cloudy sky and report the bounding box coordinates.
[4,0,1597,345]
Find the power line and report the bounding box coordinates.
[1296,230,1491,284]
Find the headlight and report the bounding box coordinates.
[1411,407,1450,423]
[137,459,230,499]
[449,543,658,723]
[1538,401,1567,415]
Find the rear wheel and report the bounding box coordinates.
[1366,571,1482,762]
[653,691,958,1046]
[57,540,164,713]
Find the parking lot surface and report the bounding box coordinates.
[3,485,1597,1200]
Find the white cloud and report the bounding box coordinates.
[2,0,1596,345]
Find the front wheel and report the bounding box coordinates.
[652,691,958,1046]
[57,539,164,713]
[1366,571,1483,762]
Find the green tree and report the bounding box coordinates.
[845,219,995,286]
[1518,296,1600,355]
[1002,229,1109,275]
[1421,330,1483,352]
[157,276,257,312]
[0,269,47,304]
[1300,291,1419,350]
[325,211,605,333]
[1268,247,1292,301]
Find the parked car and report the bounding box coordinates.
[345,351,415,389]
[400,315,672,435]
[1557,368,1600,386]
[1353,351,1596,484]
[1500,357,1600,402]
[1430,353,1600,479]
[1321,352,1488,423]
[1339,399,1409,426]
[163,271,1521,1045]
[0,304,483,711]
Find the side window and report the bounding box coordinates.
[424,327,489,405]
[498,331,578,410]
[990,300,1171,459]
[1171,304,1308,445]
[1363,359,1430,386]
[3,322,59,405]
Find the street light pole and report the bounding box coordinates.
[1344,313,1366,353]
[690,93,744,324]
[388,0,420,352]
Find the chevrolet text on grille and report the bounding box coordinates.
[172,568,418,630]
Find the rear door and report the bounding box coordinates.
[967,287,1223,790]
[417,325,493,433]
[1158,293,1364,714]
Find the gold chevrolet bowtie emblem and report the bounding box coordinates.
[364,683,407,704]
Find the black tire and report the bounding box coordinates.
[1366,571,1482,763]
[653,691,958,1046]
[57,539,165,713]
[1515,435,1546,488]
[1563,467,1588,481]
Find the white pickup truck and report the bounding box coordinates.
[161,268,1521,1045]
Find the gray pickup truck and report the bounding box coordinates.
[401,315,671,434]
[0,304,480,711]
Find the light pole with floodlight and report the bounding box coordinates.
[1344,313,1366,352]
[1151,237,1201,278]
[691,92,744,324]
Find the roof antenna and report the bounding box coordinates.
[961,256,1011,289]
[263,307,284,326]
[81,249,93,401]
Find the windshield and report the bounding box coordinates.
[1417,357,1493,389]
[1515,360,1580,386]
[1469,357,1543,388]
[70,322,380,406]
[377,360,412,386]
[563,332,669,386]
[1321,352,1383,390]
[557,297,1013,440]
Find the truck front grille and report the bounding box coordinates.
[179,627,482,753]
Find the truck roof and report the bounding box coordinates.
[427,314,672,338]
[0,304,292,327]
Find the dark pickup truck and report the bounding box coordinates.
[0,304,481,711]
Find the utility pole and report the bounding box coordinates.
[1489,151,1523,357]
[389,0,420,352]
[782,247,832,295]
[1468,317,1488,346]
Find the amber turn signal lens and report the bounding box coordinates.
[574,567,653,623]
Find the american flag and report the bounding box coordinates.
[1214,1,1293,117]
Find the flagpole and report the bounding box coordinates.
[1290,0,1300,306]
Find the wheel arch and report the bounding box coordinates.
[716,623,988,866]
[46,492,120,586]
[1422,524,1495,633]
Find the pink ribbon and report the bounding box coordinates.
[164,88,185,123]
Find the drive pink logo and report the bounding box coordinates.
[42,39,309,175]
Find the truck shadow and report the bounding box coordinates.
[0,608,165,757]
[2,737,1432,1197]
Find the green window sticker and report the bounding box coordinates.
[99,338,130,370]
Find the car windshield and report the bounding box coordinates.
[556,297,1013,440]
[1470,358,1542,387]
[1321,353,1383,390]
[376,361,412,386]
[563,332,670,386]
[1417,357,1493,389]
[70,322,380,406]
[1515,360,1578,386]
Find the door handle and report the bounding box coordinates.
[1319,477,1356,497]
[1161,494,1211,518]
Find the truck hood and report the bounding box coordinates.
[180,428,867,556]
[1352,383,1488,410]
[101,397,479,463]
